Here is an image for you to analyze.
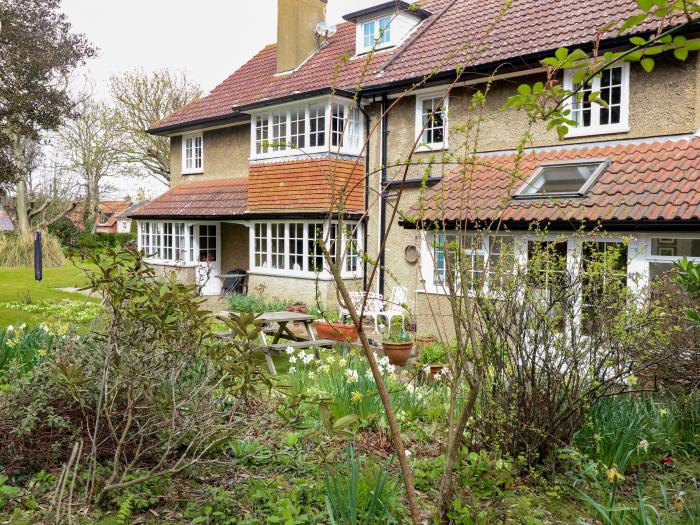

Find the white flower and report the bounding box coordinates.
[365,368,375,380]
[638,439,649,453]
[387,364,396,375]
[289,366,297,374]
[404,450,412,457]
[19,323,26,330]
[345,369,359,384]
[338,357,347,367]
[326,355,336,365]
[285,346,295,355]
[406,383,415,393]
[289,355,298,364]
[299,351,314,365]
[6,325,13,332]
[40,324,49,332]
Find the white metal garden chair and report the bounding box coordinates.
[377,285,408,330]
[339,291,385,332]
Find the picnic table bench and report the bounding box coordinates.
[216,311,335,374]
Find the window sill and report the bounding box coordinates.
[415,144,448,153]
[181,169,204,176]
[564,125,630,138]
[250,149,364,162]
[248,269,362,281]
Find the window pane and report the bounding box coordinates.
[421,97,445,146]
[307,223,324,272]
[522,162,603,196]
[309,104,325,147]
[345,224,359,272]
[378,16,391,44]
[289,223,304,270]
[271,112,287,152]
[199,224,216,262]
[290,108,306,149]
[600,66,623,125]
[581,241,628,335]
[363,20,375,48]
[331,103,345,148]
[270,223,286,269]
[651,238,700,257]
[163,222,173,260]
[254,223,268,268]
[571,81,592,128]
[256,115,269,154]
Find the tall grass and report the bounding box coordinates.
[227,293,288,313]
[0,232,65,268]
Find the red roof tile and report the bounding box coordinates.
[411,137,700,225]
[130,179,249,218]
[153,0,669,132]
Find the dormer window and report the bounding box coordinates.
[344,1,431,55]
[362,16,391,49]
[515,159,609,198]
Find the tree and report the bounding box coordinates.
[110,69,201,184]
[0,0,95,235]
[59,99,123,232]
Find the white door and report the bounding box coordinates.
[196,224,221,295]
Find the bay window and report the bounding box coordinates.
[250,221,362,277]
[138,221,199,264]
[251,99,363,158]
[431,232,505,291]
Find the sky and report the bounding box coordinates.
[59,0,379,199]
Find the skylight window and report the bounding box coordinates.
[516,160,609,198]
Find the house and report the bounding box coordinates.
[113,201,146,234]
[0,208,14,232]
[131,0,700,333]
[94,200,134,234]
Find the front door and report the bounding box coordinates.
[196,224,221,295]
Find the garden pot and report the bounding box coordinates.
[415,335,435,356]
[314,321,358,343]
[381,341,414,366]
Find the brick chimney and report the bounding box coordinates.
[276,0,327,74]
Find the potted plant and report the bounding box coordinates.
[381,327,414,366]
[415,334,436,356]
[419,342,447,377]
[314,311,359,343]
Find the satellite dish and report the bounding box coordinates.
[315,22,337,39]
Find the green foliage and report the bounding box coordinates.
[76,231,136,252]
[324,446,399,524]
[47,217,80,247]
[227,292,289,313]
[0,299,103,324]
[0,232,65,268]
[675,257,700,328]
[0,324,54,378]
[418,342,447,364]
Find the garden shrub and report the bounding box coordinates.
[0,248,267,508]
[0,232,65,267]
[76,232,136,252]
[47,217,80,247]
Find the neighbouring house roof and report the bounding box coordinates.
[407,136,700,228]
[0,208,14,232]
[69,200,133,230]
[151,0,673,133]
[129,179,249,219]
[116,201,148,220]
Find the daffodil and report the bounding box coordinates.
[606,467,625,484]
[351,391,363,402]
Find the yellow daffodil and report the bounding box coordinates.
[607,467,625,484]
[351,391,363,402]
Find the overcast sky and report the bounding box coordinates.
[59,0,379,199]
[62,0,379,98]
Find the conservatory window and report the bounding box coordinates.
[516,160,608,198]
[182,134,203,174]
[270,223,286,269]
[581,241,628,334]
[289,223,305,271]
[307,223,325,273]
[254,223,268,268]
[416,94,448,150]
[648,237,700,281]
[564,64,630,137]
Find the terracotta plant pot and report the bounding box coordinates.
[414,336,435,356]
[381,341,414,366]
[314,321,359,343]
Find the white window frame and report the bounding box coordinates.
[564,63,630,138]
[415,92,449,152]
[360,15,393,52]
[514,158,610,198]
[181,133,204,174]
[137,220,198,266]
[248,220,363,280]
[250,97,364,160]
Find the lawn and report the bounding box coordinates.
[0,260,96,327]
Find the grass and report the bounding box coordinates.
[0,260,96,327]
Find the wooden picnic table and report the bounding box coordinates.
[218,311,335,375]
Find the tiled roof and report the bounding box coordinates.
[153,0,666,132]
[410,137,700,225]
[130,179,249,219]
[248,158,365,212]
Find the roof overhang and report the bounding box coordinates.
[147,113,249,136]
[130,211,364,221]
[342,1,431,22]
[231,88,358,113]
[402,219,700,232]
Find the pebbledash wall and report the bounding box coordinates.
[364,55,700,335]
